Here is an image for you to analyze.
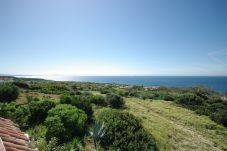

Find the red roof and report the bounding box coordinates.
[0,117,37,151]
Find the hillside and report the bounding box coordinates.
[1,78,227,151]
[125,98,227,151]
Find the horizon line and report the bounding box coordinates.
[1,74,227,77]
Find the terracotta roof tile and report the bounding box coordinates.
[0,117,37,151]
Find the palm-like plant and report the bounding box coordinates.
[90,121,105,149]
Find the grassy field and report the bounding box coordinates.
[125,98,227,151]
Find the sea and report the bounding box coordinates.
[14,75,227,93]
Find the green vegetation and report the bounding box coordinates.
[0,83,19,102]
[106,93,125,108]
[0,76,227,151]
[125,98,227,151]
[0,98,56,128]
[95,108,157,151]
[176,90,227,127]
[60,95,93,117]
[45,104,87,142]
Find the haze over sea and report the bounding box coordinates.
[15,75,227,93]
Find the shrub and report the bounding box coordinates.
[176,93,204,107]
[60,95,72,104]
[0,103,31,127]
[106,93,125,108]
[0,102,17,118]
[95,109,157,151]
[0,84,19,102]
[191,86,213,100]
[60,95,93,117]
[100,89,109,94]
[195,106,211,116]
[45,104,87,142]
[28,99,56,125]
[13,105,31,127]
[210,111,227,127]
[163,93,175,101]
[88,95,106,106]
[45,116,66,142]
[13,81,29,89]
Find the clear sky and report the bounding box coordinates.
[0,0,227,76]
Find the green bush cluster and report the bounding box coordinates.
[106,93,125,108]
[0,99,56,128]
[87,95,106,106]
[29,82,70,94]
[129,89,177,101]
[176,93,203,107]
[176,93,227,127]
[60,95,93,117]
[95,109,157,151]
[13,81,29,89]
[45,104,87,142]
[28,100,56,125]
[0,84,19,102]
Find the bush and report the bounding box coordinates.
[0,103,31,127]
[60,95,93,117]
[0,84,19,102]
[45,104,87,142]
[88,95,106,106]
[28,99,56,125]
[0,102,17,118]
[106,93,125,108]
[13,81,29,89]
[163,93,175,101]
[95,109,157,151]
[210,111,227,127]
[176,93,204,107]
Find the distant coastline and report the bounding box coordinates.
[6,75,226,93]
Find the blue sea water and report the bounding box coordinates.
[15,75,227,93]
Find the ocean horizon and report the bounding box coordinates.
[13,75,227,93]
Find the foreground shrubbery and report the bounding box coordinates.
[0,99,56,128]
[28,100,56,125]
[95,109,157,151]
[45,104,87,142]
[0,84,19,102]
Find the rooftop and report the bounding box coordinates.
[0,117,37,151]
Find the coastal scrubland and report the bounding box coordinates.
[0,76,227,151]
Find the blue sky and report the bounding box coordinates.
[0,0,227,76]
